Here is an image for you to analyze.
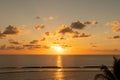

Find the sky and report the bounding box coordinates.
[0,0,120,55]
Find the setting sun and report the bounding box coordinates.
[51,45,64,53]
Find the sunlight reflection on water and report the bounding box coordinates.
[55,56,64,80]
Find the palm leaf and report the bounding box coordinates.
[94,74,106,80]
[100,65,115,80]
[113,56,120,80]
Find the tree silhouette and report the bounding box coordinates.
[94,56,120,80]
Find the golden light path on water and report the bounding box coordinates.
[55,56,64,80]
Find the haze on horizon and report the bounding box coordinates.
[0,0,120,55]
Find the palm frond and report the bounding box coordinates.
[94,74,106,80]
[113,56,120,80]
[100,65,115,80]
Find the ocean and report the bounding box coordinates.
[0,55,119,80]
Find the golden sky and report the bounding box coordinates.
[0,0,120,55]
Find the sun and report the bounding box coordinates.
[51,45,64,53]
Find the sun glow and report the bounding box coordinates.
[51,45,64,53]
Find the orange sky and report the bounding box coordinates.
[0,0,120,55]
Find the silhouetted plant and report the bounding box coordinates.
[94,56,120,80]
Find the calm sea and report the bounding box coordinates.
[0,55,119,80]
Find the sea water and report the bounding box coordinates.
[0,55,119,80]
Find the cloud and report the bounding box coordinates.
[61,44,72,48]
[0,31,6,39]
[35,24,45,30]
[35,16,41,19]
[107,35,120,39]
[113,49,120,52]
[44,32,50,36]
[42,45,50,49]
[23,44,41,49]
[112,27,120,32]
[3,25,22,35]
[79,33,91,37]
[0,44,7,50]
[40,37,46,41]
[48,16,54,20]
[106,21,120,32]
[72,33,91,38]
[0,25,22,39]
[60,37,65,40]
[90,42,97,47]
[84,20,98,25]
[0,44,23,50]
[70,21,86,30]
[30,40,39,44]
[9,39,23,45]
[58,25,78,34]
[107,20,120,27]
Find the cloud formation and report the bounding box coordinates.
[107,35,120,39]
[3,25,22,35]
[107,21,120,32]
[72,33,91,38]
[0,31,6,39]
[0,44,23,50]
[30,40,39,44]
[0,25,22,39]
[47,16,54,20]
[44,32,50,36]
[9,39,23,45]
[58,25,78,34]
[35,16,55,21]
[40,37,46,41]
[84,20,98,25]
[23,44,41,49]
[35,16,41,19]
[90,42,97,47]
[35,24,45,30]
[70,21,86,30]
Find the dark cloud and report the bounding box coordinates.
[23,44,41,49]
[113,35,120,39]
[3,25,22,35]
[0,44,23,50]
[113,49,120,52]
[60,37,65,40]
[42,45,50,49]
[9,39,22,45]
[44,32,50,36]
[30,40,39,44]
[70,20,98,30]
[79,33,91,37]
[0,31,6,39]
[61,44,72,48]
[84,20,98,25]
[35,16,41,19]
[108,35,120,39]
[0,44,7,50]
[35,24,45,30]
[0,25,22,39]
[90,42,97,47]
[70,21,86,30]
[72,33,91,38]
[58,25,77,34]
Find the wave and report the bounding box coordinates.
[0,65,112,69]
[0,65,112,74]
